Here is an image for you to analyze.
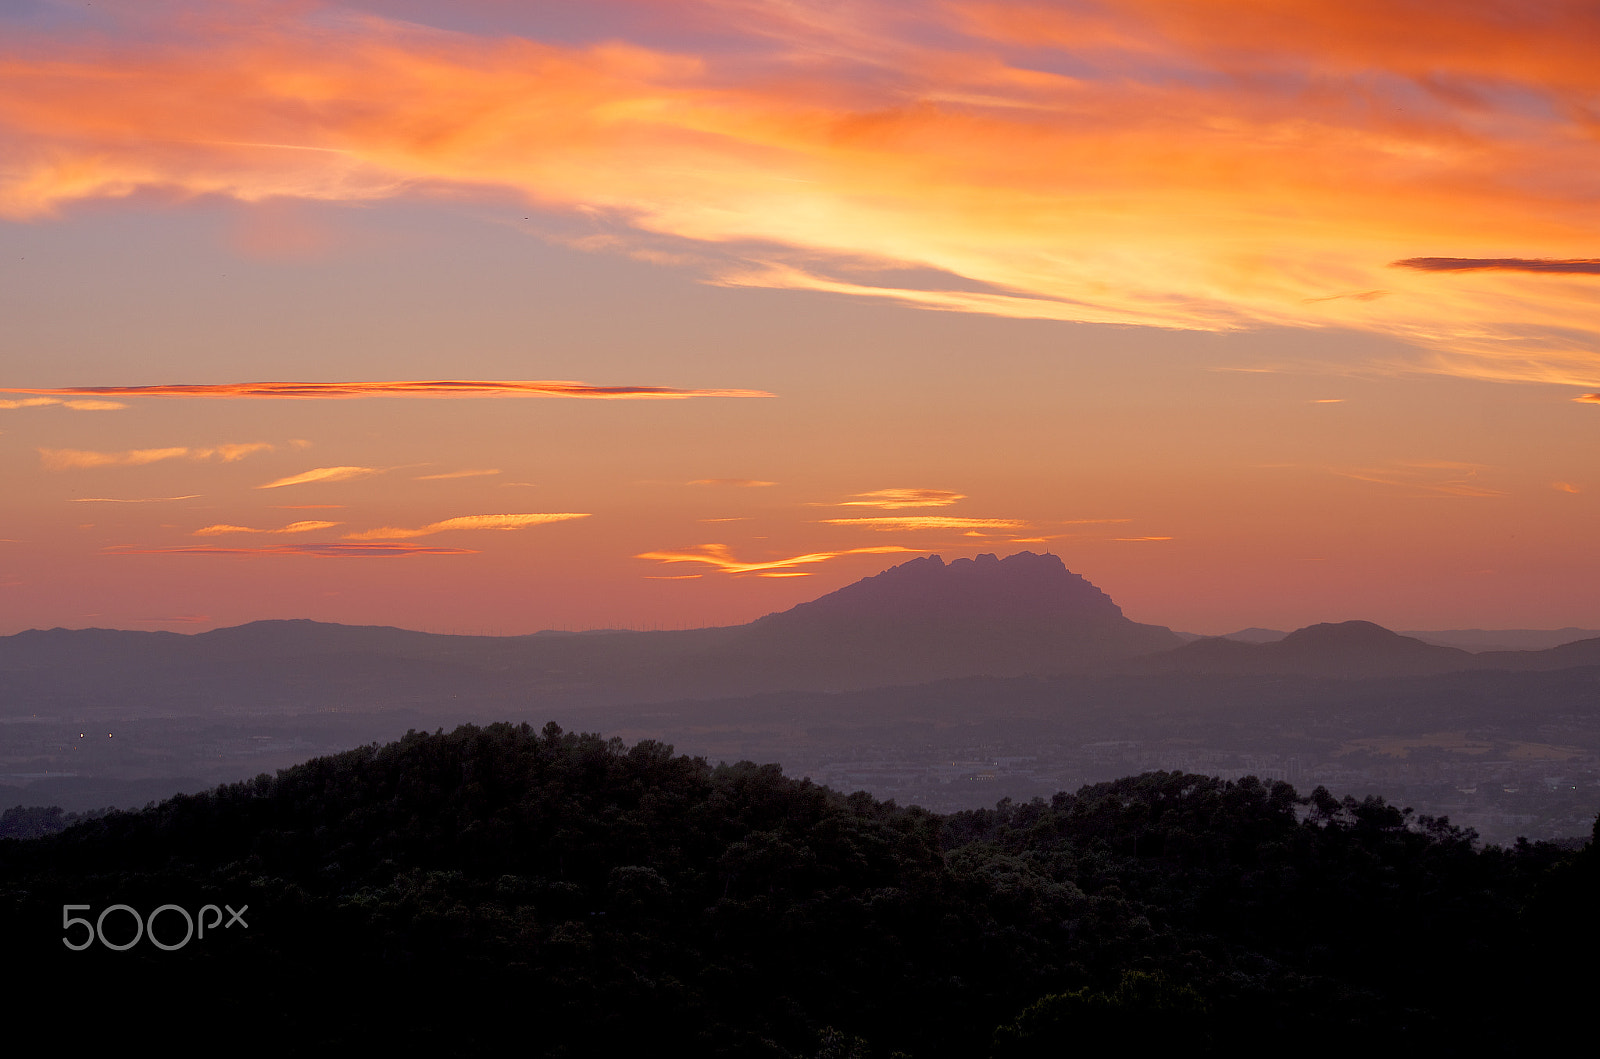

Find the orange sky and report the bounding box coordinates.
[2,1,1597,635]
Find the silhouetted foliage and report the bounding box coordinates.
[0,725,1587,1057]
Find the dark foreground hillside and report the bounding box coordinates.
[1,723,1594,1057]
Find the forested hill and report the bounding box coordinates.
[3,723,1594,1057]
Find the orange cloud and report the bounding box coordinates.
[39,443,272,470]
[4,3,1600,384]
[106,543,479,557]
[415,469,501,480]
[3,380,772,400]
[71,495,203,503]
[344,512,591,540]
[1577,394,1600,404]
[688,479,777,487]
[193,520,342,536]
[835,488,966,509]
[0,397,125,410]
[635,543,917,575]
[256,466,378,489]
[817,516,1028,531]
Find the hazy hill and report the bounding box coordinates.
[0,552,1180,716]
[1136,620,1477,678]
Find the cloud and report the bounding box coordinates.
[1577,394,1600,403]
[256,466,378,489]
[344,512,591,540]
[635,543,917,575]
[817,516,1029,531]
[1332,461,1506,498]
[6,3,1600,383]
[1392,258,1600,274]
[4,380,773,400]
[0,397,126,410]
[1554,482,1581,494]
[193,520,342,535]
[1110,536,1175,542]
[688,479,777,487]
[71,494,202,503]
[39,443,272,470]
[415,468,501,480]
[106,543,479,557]
[835,488,966,509]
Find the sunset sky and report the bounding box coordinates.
[3,0,1598,636]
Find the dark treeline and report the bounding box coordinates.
[1,722,1593,1056]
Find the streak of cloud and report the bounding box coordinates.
[635,543,917,575]
[0,397,126,410]
[1577,394,1600,403]
[193,520,342,536]
[1332,461,1506,498]
[105,543,480,557]
[835,488,966,509]
[256,466,378,489]
[415,468,501,480]
[71,495,203,503]
[40,443,273,470]
[3,380,773,400]
[1393,258,1600,274]
[345,512,591,540]
[817,516,1029,531]
[688,479,777,487]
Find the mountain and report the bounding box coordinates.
[0,552,1179,715]
[725,552,1182,686]
[1136,620,1477,678]
[1404,627,1600,652]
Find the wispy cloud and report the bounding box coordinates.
[834,488,966,509]
[4,380,773,400]
[1577,394,1600,404]
[415,468,500,480]
[40,443,272,470]
[193,520,342,536]
[636,543,917,575]
[71,494,202,503]
[688,478,777,487]
[256,466,378,489]
[817,516,1029,531]
[0,397,125,410]
[1332,461,1506,498]
[345,512,590,540]
[1392,258,1600,275]
[106,543,479,557]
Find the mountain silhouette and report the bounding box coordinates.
[1137,620,1476,677]
[0,552,1178,712]
[724,552,1182,686]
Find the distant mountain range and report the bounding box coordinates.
[2,550,1598,719]
[1187,626,1600,653]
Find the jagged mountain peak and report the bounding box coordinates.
[756,551,1126,626]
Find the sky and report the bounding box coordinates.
[2,0,1598,637]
